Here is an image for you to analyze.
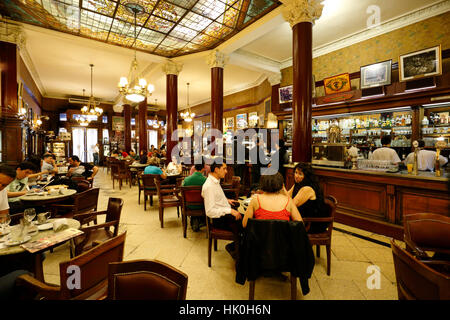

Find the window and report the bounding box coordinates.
[102,115,108,123]
[59,128,67,134]
[102,128,109,144]
[59,113,67,121]
[131,118,135,126]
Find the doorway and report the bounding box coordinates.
[72,127,98,163]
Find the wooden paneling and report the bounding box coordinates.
[397,189,450,222]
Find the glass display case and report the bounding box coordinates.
[421,105,450,148]
[49,141,68,162]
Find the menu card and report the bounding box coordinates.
[21,228,84,253]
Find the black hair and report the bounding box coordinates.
[210,159,225,173]
[0,164,17,178]
[381,135,392,146]
[418,140,425,148]
[294,162,324,203]
[17,161,39,172]
[43,153,53,159]
[69,155,80,162]
[194,162,203,171]
[277,139,285,149]
[259,173,284,193]
[26,155,42,169]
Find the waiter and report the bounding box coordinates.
[371,136,401,164]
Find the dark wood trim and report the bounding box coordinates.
[194,95,271,119]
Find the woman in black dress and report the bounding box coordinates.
[286,162,327,233]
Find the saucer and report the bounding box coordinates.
[4,235,32,246]
[37,223,53,231]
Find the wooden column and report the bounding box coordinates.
[138,98,147,153]
[281,0,323,163]
[211,67,223,133]
[0,41,18,115]
[123,104,131,152]
[162,59,183,163]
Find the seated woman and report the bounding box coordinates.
[139,150,148,164]
[167,156,182,174]
[242,173,302,228]
[286,163,328,233]
[144,157,167,180]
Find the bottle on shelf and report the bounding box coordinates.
[406,114,412,126]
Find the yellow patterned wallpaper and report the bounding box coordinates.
[281,11,450,95]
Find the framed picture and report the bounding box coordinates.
[279,85,293,103]
[236,113,247,129]
[264,98,271,114]
[399,45,442,81]
[323,73,352,95]
[226,118,234,129]
[360,60,392,89]
[249,112,258,127]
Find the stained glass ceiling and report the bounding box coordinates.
[0,0,279,57]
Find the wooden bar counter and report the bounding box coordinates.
[284,164,450,240]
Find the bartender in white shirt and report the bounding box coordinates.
[405,140,448,171]
[371,136,401,164]
[202,160,241,258]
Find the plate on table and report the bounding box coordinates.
[0,228,10,236]
[37,223,53,231]
[4,235,32,246]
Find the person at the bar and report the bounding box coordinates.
[242,173,302,228]
[371,135,401,164]
[404,140,448,171]
[286,163,328,234]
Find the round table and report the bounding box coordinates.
[19,189,77,206]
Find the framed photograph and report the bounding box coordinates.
[226,118,234,129]
[249,112,258,127]
[399,45,442,81]
[236,113,247,129]
[264,98,271,114]
[279,85,293,103]
[360,60,392,89]
[323,73,352,95]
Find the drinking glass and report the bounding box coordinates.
[24,208,36,224]
[0,213,11,234]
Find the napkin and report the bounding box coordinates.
[52,218,69,232]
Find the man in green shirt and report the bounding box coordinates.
[182,163,206,232]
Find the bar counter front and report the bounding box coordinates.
[284,164,450,240]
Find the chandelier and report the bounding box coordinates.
[180,83,195,122]
[78,115,90,127]
[81,64,103,117]
[118,3,154,103]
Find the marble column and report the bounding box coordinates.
[138,98,147,153]
[281,0,323,163]
[123,104,131,152]
[162,59,183,163]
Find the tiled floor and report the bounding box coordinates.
[43,169,399,300]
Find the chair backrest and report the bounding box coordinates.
[107,259,188,300]
[74,187,100,214]
[391,239,450,300]
[403,213,450,258]
[59,231,126,299]
[142,174,159,189]
[323,195,337,234]
[181,185,204,208]
[110,161,120,175]
[105,198,124,236]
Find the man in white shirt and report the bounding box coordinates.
[372,136,401,164]
[202,161,241,258]
[405,140,448,171]
[0,164,17,217]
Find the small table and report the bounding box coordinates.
[0,218,81,281]
[19,189,77,206]
[166,172,181,185]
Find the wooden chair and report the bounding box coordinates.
[71,197,124,257]
[141,173,160,210]
[107,259,188,300]
[71,176,93,190]
[105,156,113,174]
[180,185,205,238]
[49,187,100,225]
[206,216,235,267]
[110,160,131,190]
[154,176,181,228]
[391,239,450,300]
[303,195,337,276]
[16,232,126,300]
[403,213,450,261]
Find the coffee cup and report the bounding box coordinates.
[37,212,51,224]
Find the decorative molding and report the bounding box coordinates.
[280,0,323,28]
[230,49,281,74]
[161,59,183,76]
[206,49,229,68]
[280,0,450,69]
[267,72,282,86]
[0,20,46,96]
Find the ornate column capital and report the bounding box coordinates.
[161,59,183,76]
[206,50,229,68]
[0,21,26,48]
[280,0,323,28]
[267,73,282,86]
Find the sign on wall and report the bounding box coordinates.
[112,116,125,131]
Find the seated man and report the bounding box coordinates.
[201,161,241,259]
[129,150,139,161]
[405,140,448,171]
[182,163,207,232]
[41,153,58,180]
[67,155,98,181]
[7,162,44,214]
[144,157,167,180]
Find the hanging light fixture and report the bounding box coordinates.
[81,64,103,118]
[180,82,195,123]
[79,115,90,127]
[118,3,154,103]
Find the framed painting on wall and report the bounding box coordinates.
[249,112,258,127]
[323,73,351,95]
[279,85,293,103]
[360,60,392,89]
[226,117,234,130]
[236,113,247,129]
[399,45,442,81]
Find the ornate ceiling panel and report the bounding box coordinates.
[0,0,279,57]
